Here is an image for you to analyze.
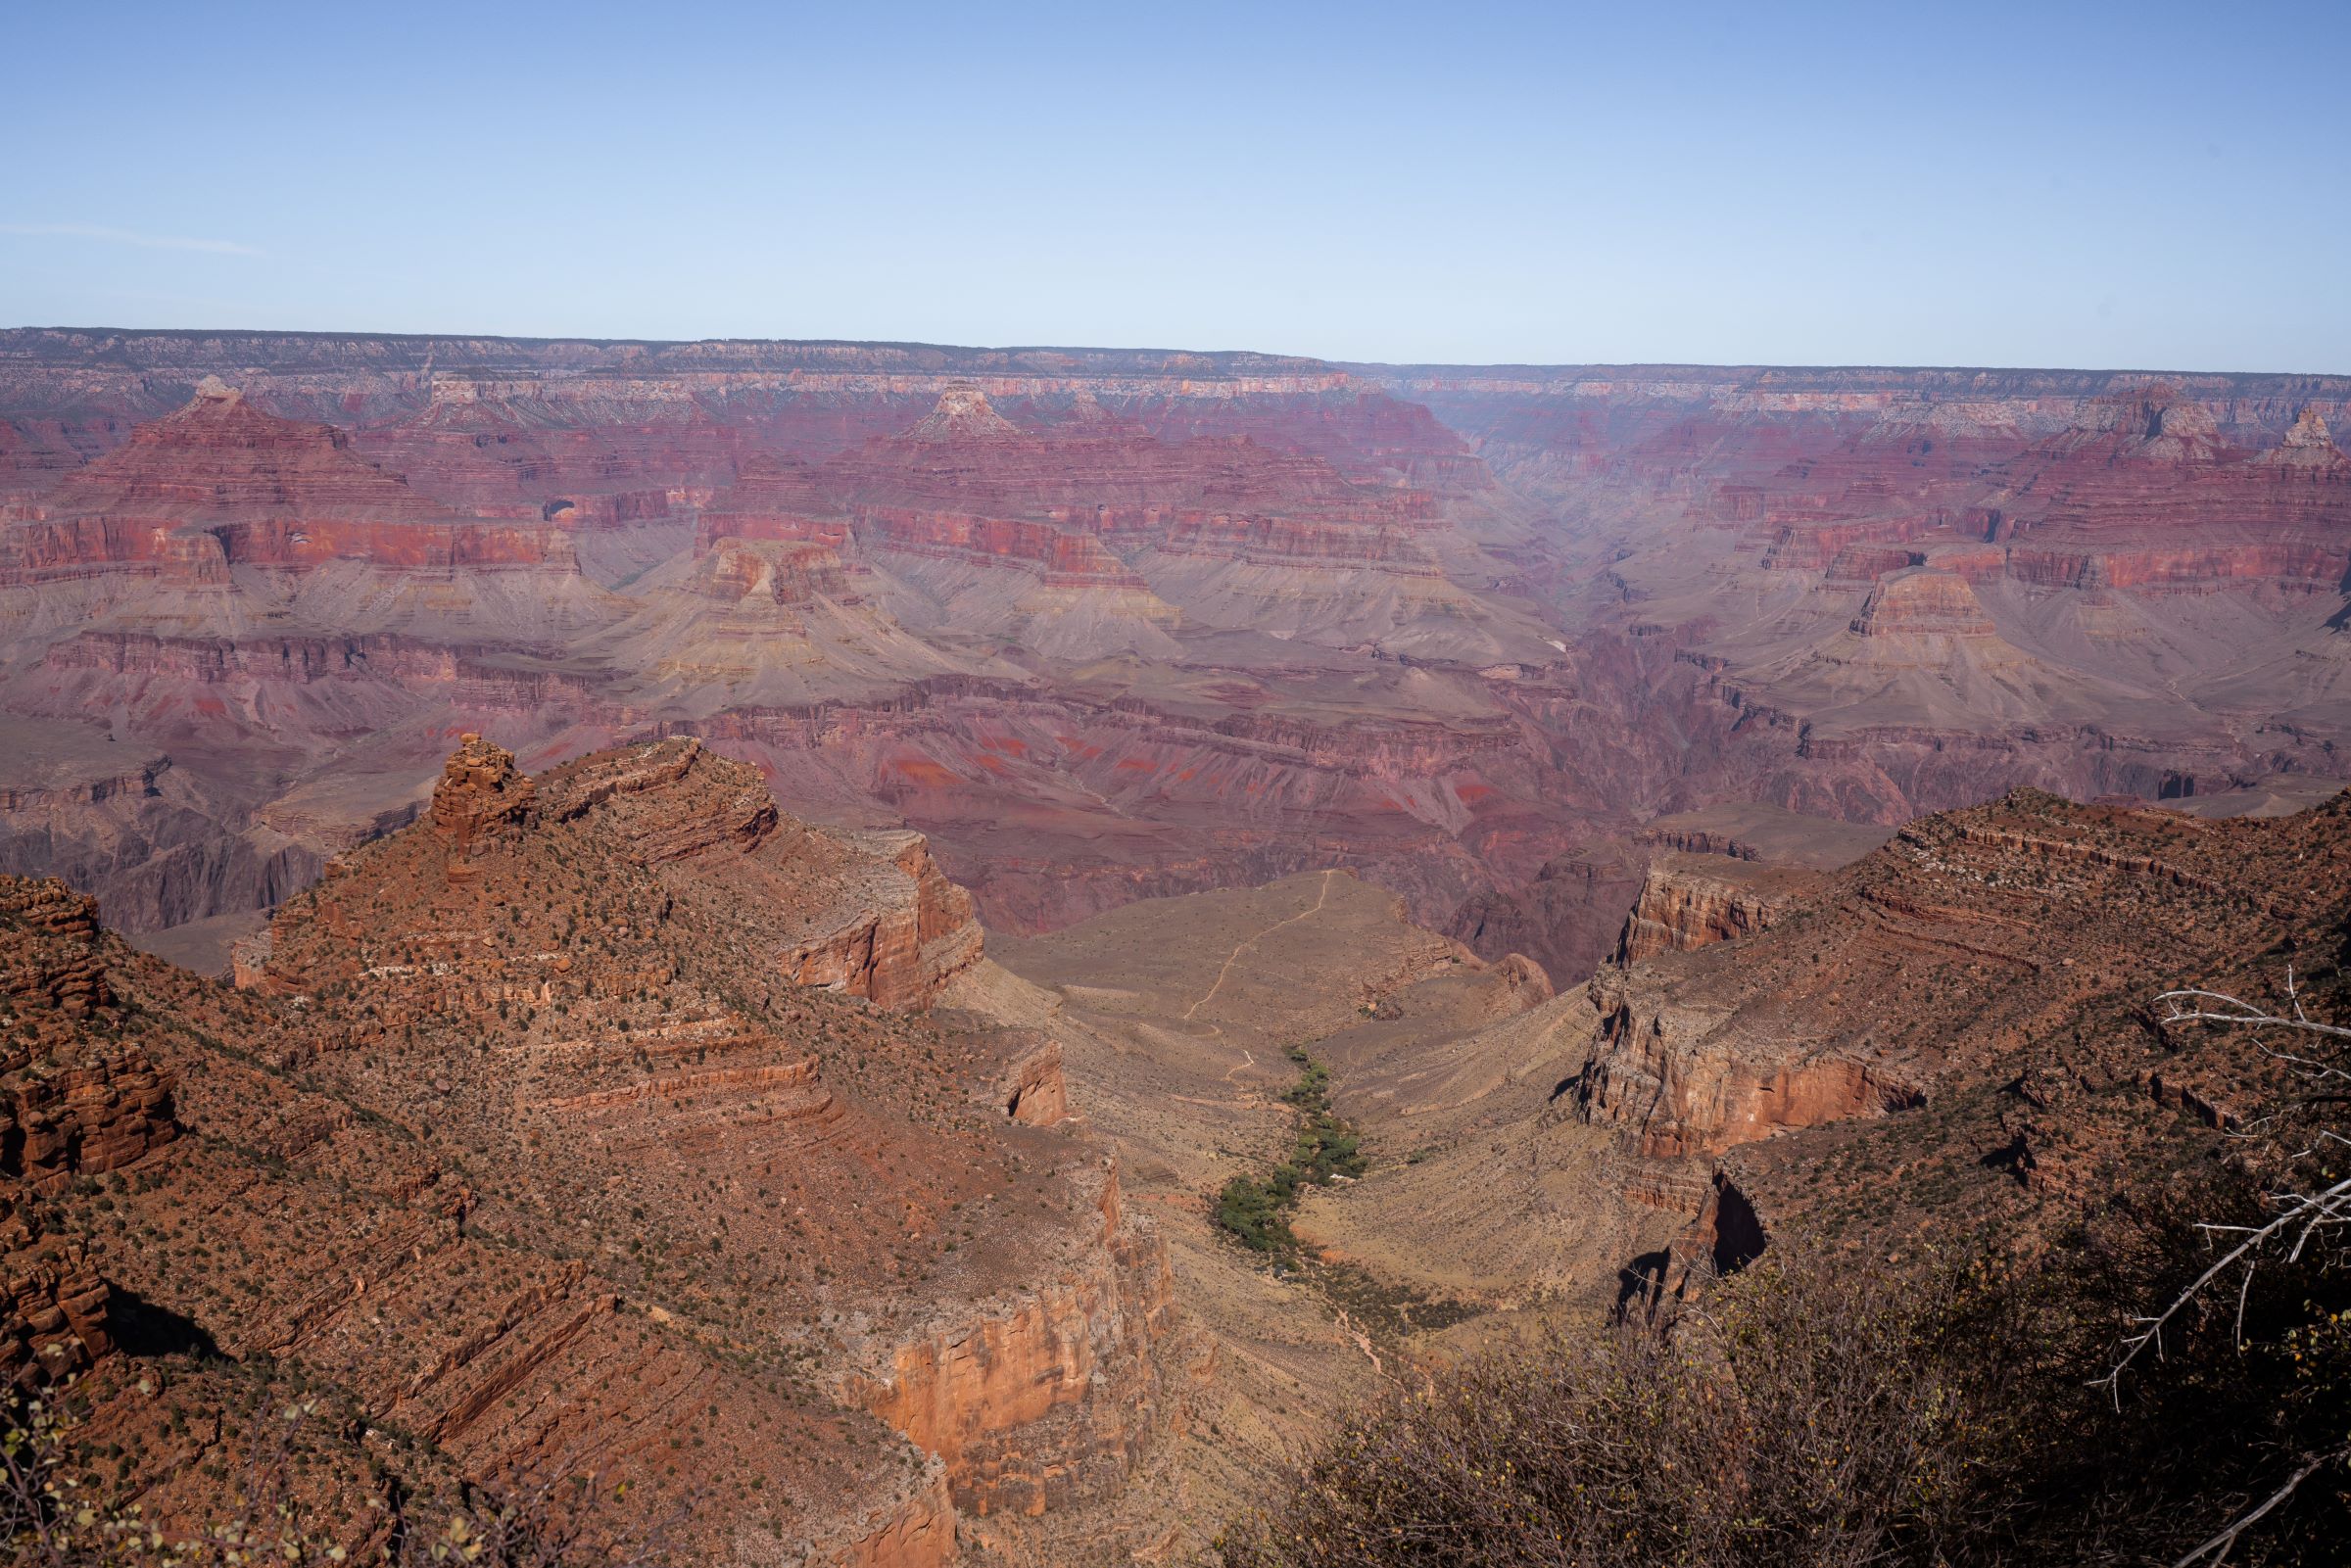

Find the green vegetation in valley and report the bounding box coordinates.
[1214,1046,1365,1255]
[1218,969,2351,1568]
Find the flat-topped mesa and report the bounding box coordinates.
[1158,510,1440,570]
[690,538,856,607]
[429,733,536,864]
[852,505,1151,583]
[1848,568,1998,638]
[1822,544,1930,584]
[692,453,852,550]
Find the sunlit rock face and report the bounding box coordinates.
[3,727,1191,1562]
[2,333,2348,982]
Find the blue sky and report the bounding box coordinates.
[5,0,2346,369]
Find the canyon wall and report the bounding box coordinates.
[1566,784,2351,1308]
[0,732,1207,1563]
[2,330,2345,983]
[1610,854,1813,966]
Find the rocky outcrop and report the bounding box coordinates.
[2257,405,2351,472]
[1619,1169,1768,1315]
[1612,855,1811,966]
[0,879,178,1191]
[1575,788,2351,1261]
[0,1230,114,1388]
[0,876,180,1389]
[778,830,985,1011]
[848,1164,1176,1519]
[815,1470,959,1568]
[1577,964,1923,1160]
[1490,951,1554,1007]
[0,1036,177,1194]
[906,383,1023,444]
[0,877,113,1013]
[999,1033,1071,1126]
[0,731,1203,1561]
[430,732,536,861]
[252,736,987,1014]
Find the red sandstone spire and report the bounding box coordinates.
[429,733,535,863]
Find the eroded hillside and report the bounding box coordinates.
[3,735,1197,1567]
[5,332,2347,982]
[8,718,2345,1563]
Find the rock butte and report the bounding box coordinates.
[3,735,1198,1564]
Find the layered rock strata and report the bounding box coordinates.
[0,735,1189,1563]
[1568,786,2351,1301]
[4,333,2348,984]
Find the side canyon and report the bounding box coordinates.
[4,328,2349,1563]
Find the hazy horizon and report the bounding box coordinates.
[5,321,2344,381]
[8,0,2349,373]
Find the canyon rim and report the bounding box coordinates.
[9,3,2351,1561]
[3,328,2346,1563]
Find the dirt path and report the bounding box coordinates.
[1182,871,1337,1023]
[1332,1307,1384,1377]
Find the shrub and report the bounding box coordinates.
[1217,1246,2023,1568]
[1214,1050,1366,1257]
[1223,959,2351,1566]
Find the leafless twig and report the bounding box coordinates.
[2170,1445,2349,1568]
[2111,965,2351,1563]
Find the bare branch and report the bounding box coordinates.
[2170,1446,2348,1568]
[2153,968,2351,1047]
[2095,1172,2351,1401]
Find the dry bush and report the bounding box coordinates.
[1222,957,2351,1568]
[2088,962,2351,1565]
[1218,1246,2028,1568]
